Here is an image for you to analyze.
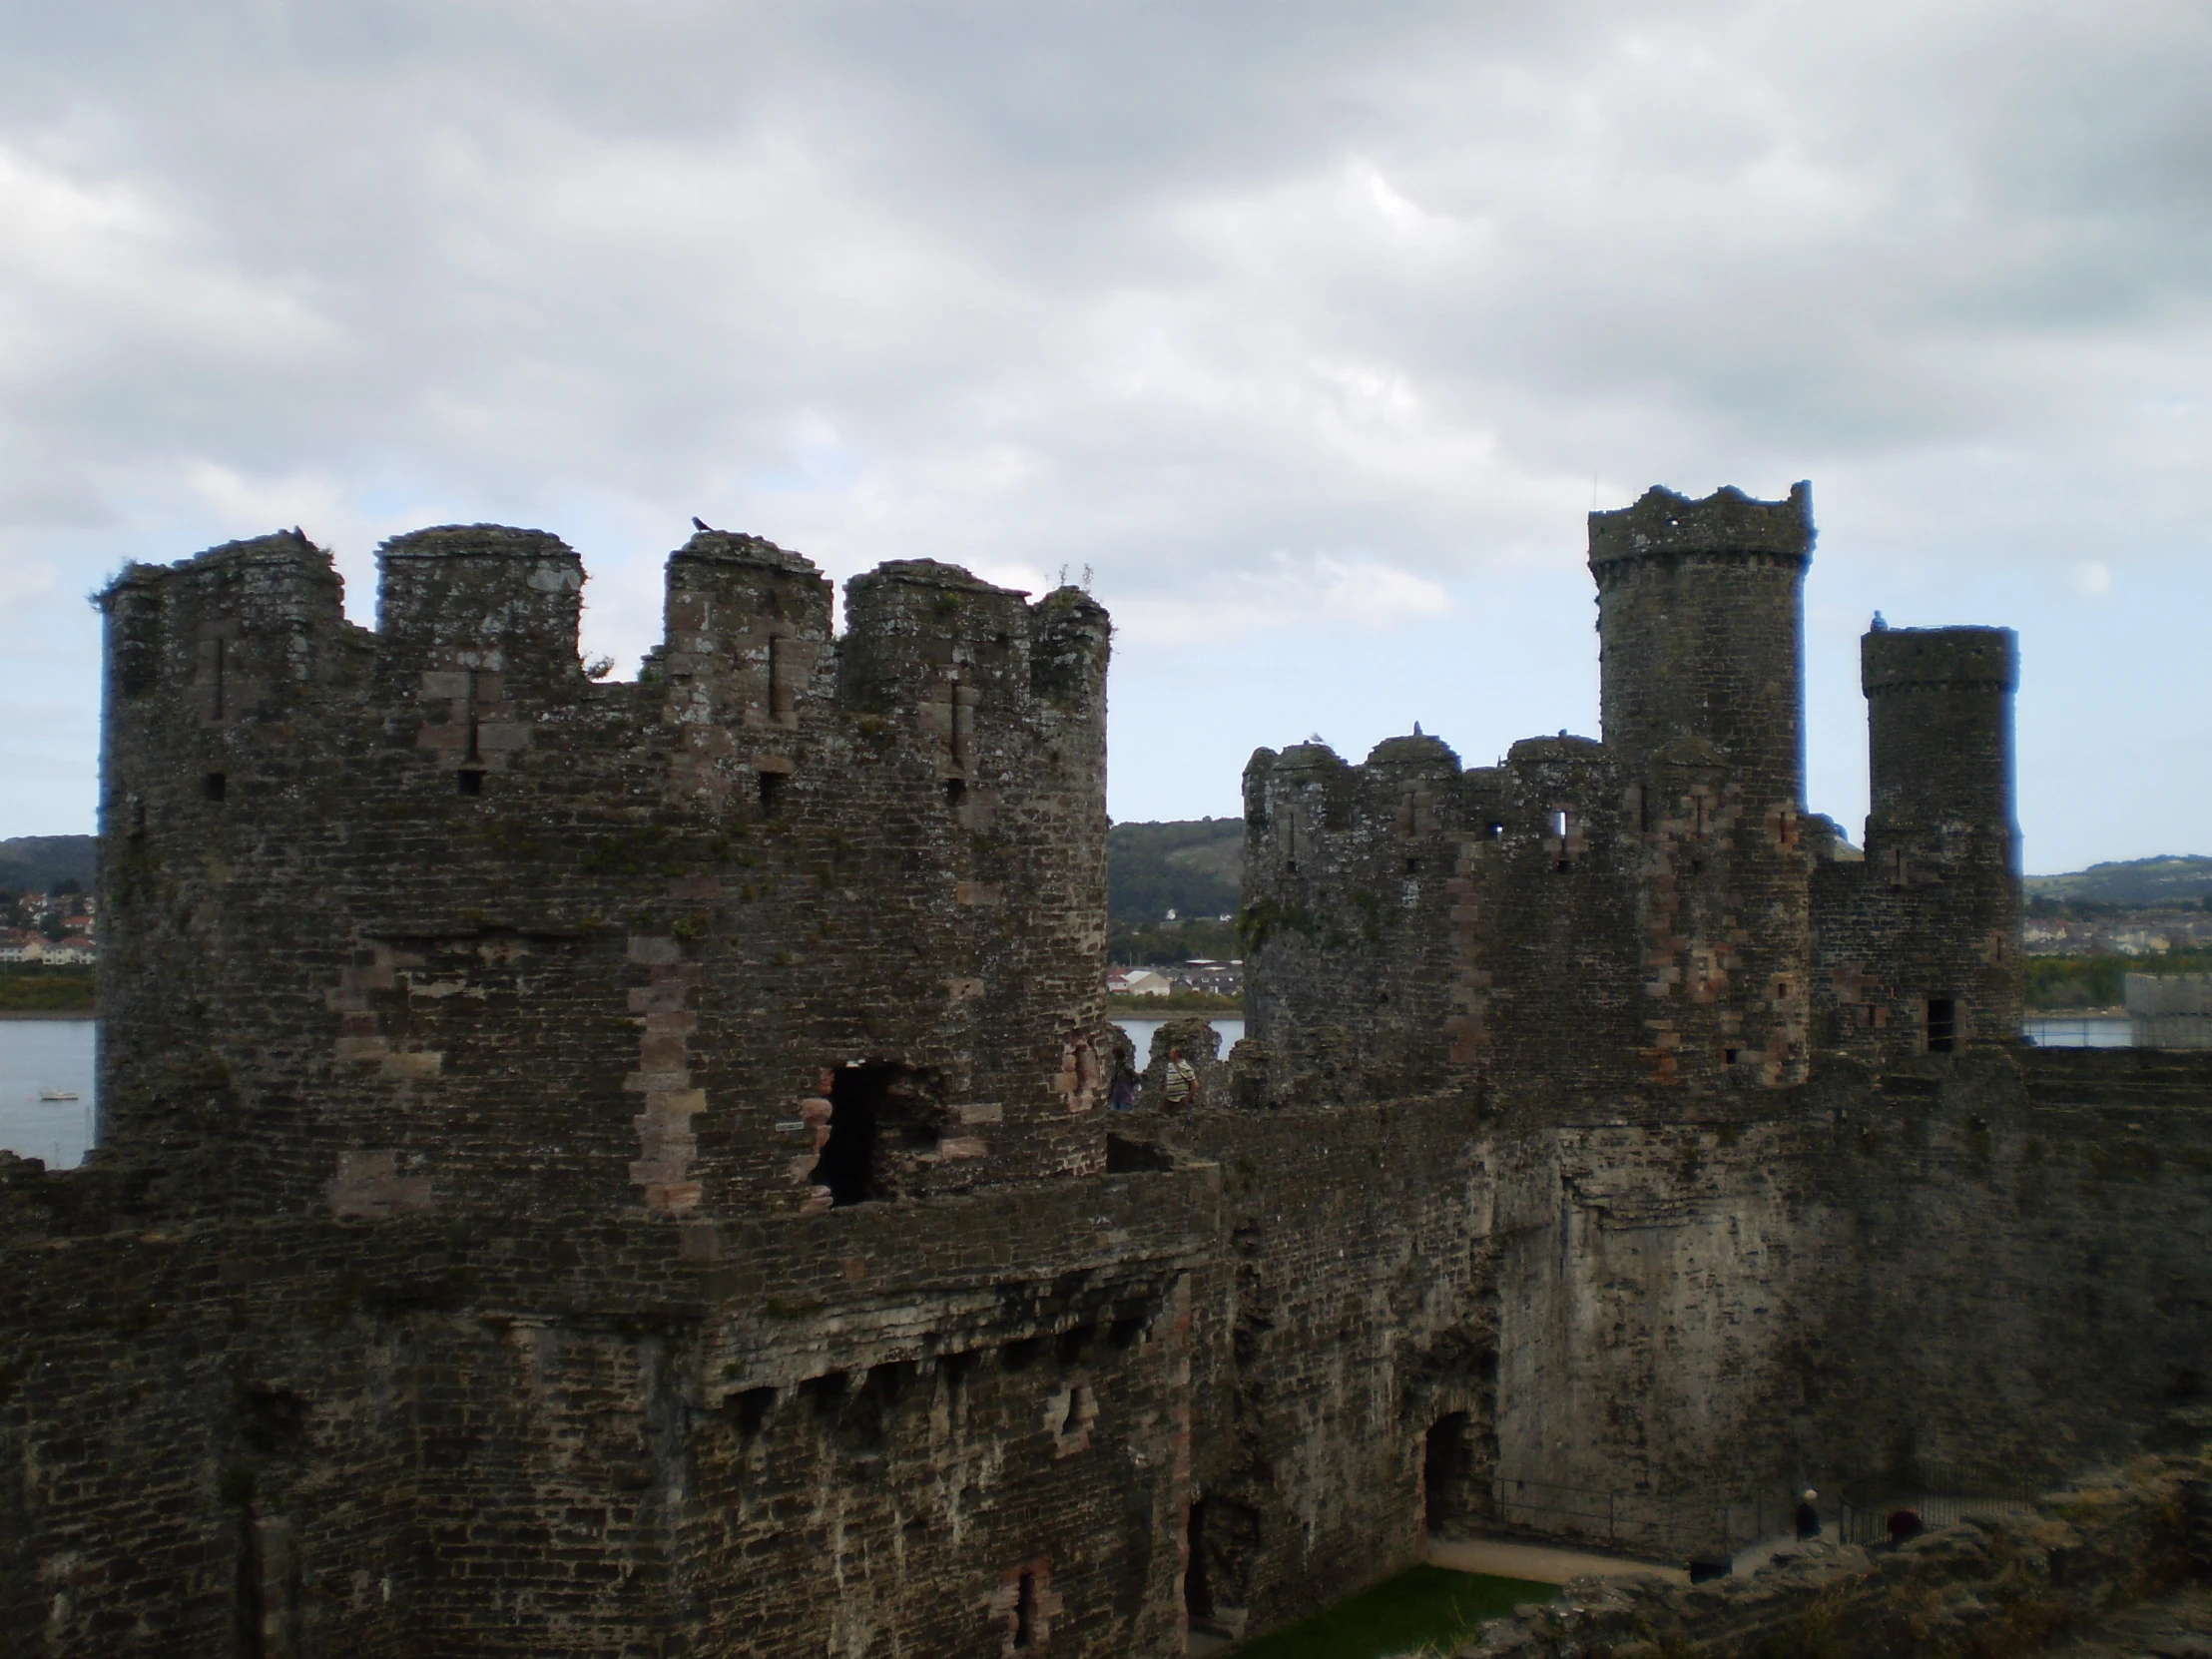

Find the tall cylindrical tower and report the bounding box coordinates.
[1862,625,2021,1052]
[1589,482,1814,806]
[1587,483,1816,1092]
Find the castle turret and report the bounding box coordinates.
[1859,624,2021,1052]
[1588,484,1817,1090]
[1589,483,1813,806]
[96,532,356,1174]
[657,531,834,805]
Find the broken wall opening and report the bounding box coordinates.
[1185,1493,1260,1640]
[810,1061,947,1206]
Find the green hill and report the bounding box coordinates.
[0,835,96,896]
[1107,818,1244,928]
[2024,855,2212,906]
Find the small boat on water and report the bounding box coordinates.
[36,1087,80,1102]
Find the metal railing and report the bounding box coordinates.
[1486,1475,1789,1563]
[1834,1488,2037,1547]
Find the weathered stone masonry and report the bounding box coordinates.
[2,485,2208,1656]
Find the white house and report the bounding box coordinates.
[1108,969,1173,997]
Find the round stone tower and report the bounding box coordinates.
[1588,481,1814,807]
[1862,624,2021,1052]
[1587,483,1817,1091]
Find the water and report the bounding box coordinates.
[0,1019,98,1169]
[1113,1016,1246,1060]
[2020,1016,2133,1048]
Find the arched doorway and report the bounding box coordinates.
[1422,1411,1482,1538]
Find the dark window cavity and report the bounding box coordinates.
[1927,997,1957,1053]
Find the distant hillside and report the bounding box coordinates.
[1107,819,1244,927]
[0,835,95,895]
[2024,856,2212,906]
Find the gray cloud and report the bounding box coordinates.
[3,0,2209,865]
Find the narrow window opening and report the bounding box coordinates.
[951,681,977,772]
[461,668,481,765]
[456,770,484,797]
[203,772,228,803]
[945,778,966,811]
[1551,808,1575,872]
[732,1386,776,1438]
[1013,1571,1037,1648]
[759,769,788,819]
[1550,809,1567,838]
[1690,857,1705,876]
[1486,822,1504,839]
[1927,997,1957,1054]
[1404,856,1422,875]
[1185,1499,1212,1624]
[769,635,799,723]
[1630,782,1649,833]
[1723,1048,1740,1067]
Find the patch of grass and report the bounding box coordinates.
[0,967,94,1012]
[1106,991,1242,1014]
[1233,1566,1553,1659]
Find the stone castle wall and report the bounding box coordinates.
[95,526,1113,1223]
[3,486,2208,1657]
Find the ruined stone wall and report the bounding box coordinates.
[32,481,2212,1659]
[1123,1098,1500,1637]
[1801,1049,2212,1488]
[1243,484,1825,1113]
[1238,733,1652,1109]
[0,519,1235,1658]
[1489,1116,1821,1557]
[1462,1447,2212,1659]
[95,528,1114,1225]
[1238,735,1494,1104]
[0,1150,1215,1657]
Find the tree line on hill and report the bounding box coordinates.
[1107,818,1244,965]
[0,835,94,896]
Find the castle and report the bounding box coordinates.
[0,483,2205,1656]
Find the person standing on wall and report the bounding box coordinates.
[1163,1046,1198,1111]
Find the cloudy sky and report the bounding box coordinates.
[4,0,2209,870]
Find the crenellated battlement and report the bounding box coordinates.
[103,526,1101,738]
[1587,480,1815,569]
[95,522,1113,1227]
